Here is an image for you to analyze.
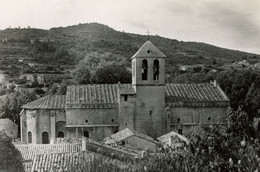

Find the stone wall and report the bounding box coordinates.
[117,135,157,152]
[118,94,136,131]
[21,109,66,144]
[169,106,228,134]
[66,108,118,140]
[134,86,166,137]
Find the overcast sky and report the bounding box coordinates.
[1,0,260,54]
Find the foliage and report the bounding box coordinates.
[73,52,131,84]
[1,23,259,68]
[0,90,37,122]
[0,131,24,172]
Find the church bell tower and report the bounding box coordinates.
[131,40,166,137]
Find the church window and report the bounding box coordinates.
[124,95,128,101]
[142,59,148,80]
[58,131,64,138]
[42,132,49,144]
[28,131,32,143]
[112,119,114,122]
[150,110,152,115]
[147,50,151,54]
[208,117,211,121]
[178,129,183,135]
[153,60,159,80]
[122,140,125,145]
[85,120,88,123]
[84,131,89,138]
[178,118,180,122]
[125,123,127,126]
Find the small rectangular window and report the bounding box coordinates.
[124,95,128,101]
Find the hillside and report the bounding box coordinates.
[0,23,259,68]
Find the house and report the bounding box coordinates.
[20,40,230,144]
[0,118,18,138]
[103,128,158,152]
[19,74,35,83]
[36,73,70,84]
[157,131,189,149]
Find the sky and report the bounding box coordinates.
[1,0,260,54]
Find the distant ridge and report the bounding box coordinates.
[0,22,259,67]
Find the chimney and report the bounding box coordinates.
[210,80,218,87]
[169,136,174,147]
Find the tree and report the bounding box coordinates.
[91,63,131,84]
[73,52,131,84]
[0,131,24,172]
[245,83,260,118]
[73,64,92,84]
[0,90,37,122]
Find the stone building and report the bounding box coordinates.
[20,40,230,144]
[20,95,66,144]
[103,128,158,151]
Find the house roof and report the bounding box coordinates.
[131,41,166,59]
[22,95,66,109]
[16,144,81,161]
[165,83,229,102]
[30,152,94,172]
[157,131,190,145]
[104,128,158,144]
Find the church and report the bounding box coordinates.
[20,40,230,144]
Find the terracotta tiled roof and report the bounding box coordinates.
[66,84,118,105]
[16,144,81,161]
[22,95,66,109]
[132,41,166,59]
[165,83,229,102]
[157,131,190,145]
[118,83,135,95]
[104,128,158,144]
[31,152,94,172]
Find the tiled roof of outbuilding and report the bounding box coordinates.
[31,152,94,172]
[131,40,166,59]
[22,95,66,109]
[104,128,158,144]
[157,131,190,145]
[165,83,229,102]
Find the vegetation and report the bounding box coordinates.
[0,131,24,172]
[0,23,259,68]
[73,52,131,84]
[0,90,37,122]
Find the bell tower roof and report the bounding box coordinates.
[131,40,166,59]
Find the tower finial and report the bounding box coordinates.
[146,30,151,40]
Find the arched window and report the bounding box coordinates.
[142,59,148,80]
[28,131,32,144]
[153,60,159,80]
[58,131,64,138]
[84,131,89,138]
[178,129,183,135]
[42,132,49,144]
